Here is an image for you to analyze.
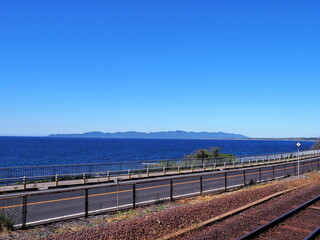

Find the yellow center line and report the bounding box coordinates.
[0,161,317,209]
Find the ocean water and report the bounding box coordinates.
[0,137,314,168]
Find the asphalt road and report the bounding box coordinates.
[0,157,319,228]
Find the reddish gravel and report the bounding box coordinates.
[177,184,320,240]
[42,184,288,240]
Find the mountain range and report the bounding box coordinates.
[48,131,249,139]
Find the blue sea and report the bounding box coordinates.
[0,137,315,168]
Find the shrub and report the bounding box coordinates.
[0,210,14,231]
[185,147,236,163]
[311,141,320,150]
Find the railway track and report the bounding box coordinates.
[238,194,320,240]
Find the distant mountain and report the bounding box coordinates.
[48,131,249,139]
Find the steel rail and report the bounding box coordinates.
[237,194,320,240]
[305,226,320,240]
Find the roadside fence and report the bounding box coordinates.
[0,156,319,229]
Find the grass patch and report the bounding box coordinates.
[0,210,14,232]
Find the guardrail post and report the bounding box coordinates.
[170,179,173,201]
[200,176,203,195]
[128,169,131,179]
[107,171,110,181]
[163,166,166,175]
[224,162,226,169]
[85,189,89,218]
[233,162,235,168]
[22,196,27,229]
[83,172,86,183]
[23,176,27,190]
[256,159,258,165]
[214,163,216,170]
[191,165,194,172]
[241,161,244,167]
[178,166,180,174]
[55,174,58,186]
[249,160,251,166]
[133,184,136,208]
[146,168,149,177]
[203,163,206,171]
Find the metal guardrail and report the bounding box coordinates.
[0,156,319,229]
[0,149,319,186]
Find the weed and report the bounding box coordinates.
[0,210,14,232]
[156,205,166,211]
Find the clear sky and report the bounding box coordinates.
[0,0,319,138]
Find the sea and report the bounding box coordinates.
[0,137,315,168]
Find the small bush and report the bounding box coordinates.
[311,141,320,150]
[0,210,14,231]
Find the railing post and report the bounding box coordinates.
[259,167,261,182]
[178,166,180,174]
[224,172,227,191]
[243,170,246,186]
[128,169,131,179]
[170,179,173,201]
[55,174,58,186]
[85,189,89,218]
[107,171,110,181]
[200,176,203,195]
[22,196,27,229]
[133,184,136,208]
[23,176,27,190]
[163,166,166,175]
[272,165,275,180]
[83,172,86,183]
[146,167,149,177]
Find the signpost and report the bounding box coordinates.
[296,142,301,178]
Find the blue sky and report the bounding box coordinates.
[0,0,319,138]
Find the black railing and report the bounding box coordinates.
[0,157,318,229]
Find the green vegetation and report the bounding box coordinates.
[0,210,14,232]
[175,147,237,168]
[311,141,320,150]
[185,147,236,162]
